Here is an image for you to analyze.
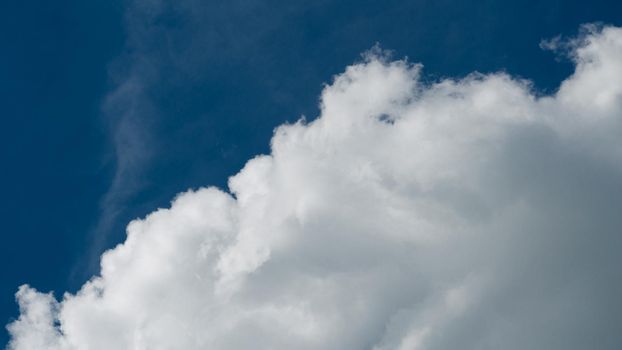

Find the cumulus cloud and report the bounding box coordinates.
[7,25,622,350]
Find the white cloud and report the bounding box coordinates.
[7,25,622,350]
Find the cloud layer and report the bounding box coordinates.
[7,25,622,350]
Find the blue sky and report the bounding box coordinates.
[2,0,622,348]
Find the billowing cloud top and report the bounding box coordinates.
[7,25,622,350]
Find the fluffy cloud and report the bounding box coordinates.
[7,25,622,350]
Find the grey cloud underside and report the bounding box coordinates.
[7,26,622,350]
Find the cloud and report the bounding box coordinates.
[80,0,318,277]
[7,25,622,350]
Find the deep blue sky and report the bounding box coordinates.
[1,0,621,345]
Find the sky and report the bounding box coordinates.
[2,0,622,348]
